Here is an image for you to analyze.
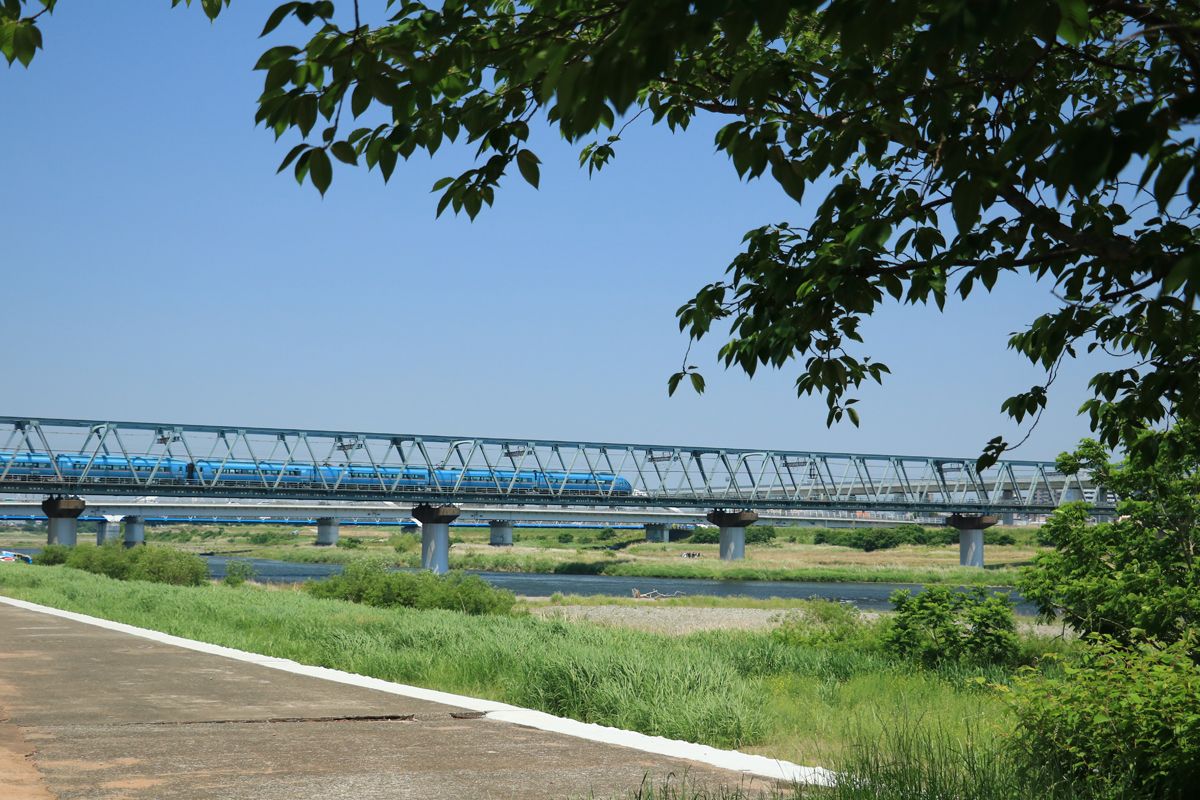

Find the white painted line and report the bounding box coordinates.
[0,594,834,786]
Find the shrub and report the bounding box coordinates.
[688,528,719,544]
[390,533,419,554]
[556,532,574,544]
[245,531,294,546]
[304,560,515,615]
[984,530,1016,546]
[596,527,617,540]
[34,544,70,565]
[771,600,877,651]
[1011,637,1200,798]
[744,525,776,544]
[125,547,209,586]
[60,544,208,586]
[66,544,133,580]
[1020,432,1200,649]
[812,525,957,550]
[882,587,1019,668]
[336,536,364,549]
[223,559,255,587]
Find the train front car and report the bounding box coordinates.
[0,451,54,479]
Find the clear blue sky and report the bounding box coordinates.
[1,3,1109,458]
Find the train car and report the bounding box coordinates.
[56,454,188,480]
[0,451,55,476]
[2,450,634,496]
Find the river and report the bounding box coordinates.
[202,555,1036,614]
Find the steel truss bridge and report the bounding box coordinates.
[0,416,1107,515]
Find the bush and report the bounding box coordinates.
[61,544,208,586]
[66,544,133,580]
[556,532,574,544]
[34,544,71,565]
[882,587,1019,668]
[688,528,719,544]
[389,533,419,554]
[304,560,515,615]
[223,560,255,587]
[125,547,209,586]
[1020,433,1200,649]
[813,525,958,551]
[771,600,878,651]
[1011,637,1200,798]
[244,531,294,546]
[985,530,1016,546]
[596,527,617,540]
[336,536,364,549]
[744,525,776,544]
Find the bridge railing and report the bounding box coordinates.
[0,416,1107,513]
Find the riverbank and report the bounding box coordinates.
[1,522,1039,586]
[237,542,1029,587]
[0,562,1057,765]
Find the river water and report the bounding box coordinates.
[202,555,1036,614]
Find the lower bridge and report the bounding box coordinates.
[3,498,1019,570]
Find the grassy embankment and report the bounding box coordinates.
[4,521,1041,586]
[0,562,1064,766]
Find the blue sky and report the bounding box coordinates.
[1,3,1110,458]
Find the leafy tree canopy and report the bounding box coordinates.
[7,0,1200,460]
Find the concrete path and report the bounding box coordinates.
[0,602,771,800]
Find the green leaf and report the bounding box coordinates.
[667,372,684,396]
[330,141,357,165]
[308,147,332,195]
[516,149,540,189]
[1055,0,1090,45]
[351,82,371,118]
[689,372,706,394]
[260,2,298,37]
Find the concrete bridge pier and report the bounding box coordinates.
[98,516,124,544]
[999,489,1016,526]
[948,514,998,567]
[315,517,340,547]
[644,523,669,543]
[122,516,145,548]
[706,509,758,561]
[413,504,460,574]
[1060,485,1085,505]
[42,497,85,547]
[488,520,513,546]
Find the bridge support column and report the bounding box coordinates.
[95,519,110,546]
[1060,485,1085,505]
[488,520,513,547]
[122,516,145,548]
[42,497,85,547]
[644,523,669,543]
[999,489,1015,526]
[948,514,998,568]
[315,517,340,547]
[707,509,758,561]
[413,504,460,575]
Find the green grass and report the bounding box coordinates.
[0,563,1046,765]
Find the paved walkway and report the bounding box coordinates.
[0,602,764,800]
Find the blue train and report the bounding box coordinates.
[0,451,633,495]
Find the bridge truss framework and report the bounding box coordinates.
[0,417,1106,514]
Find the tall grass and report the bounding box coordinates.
[0,564,1022,761]
[621,720,1140,800]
